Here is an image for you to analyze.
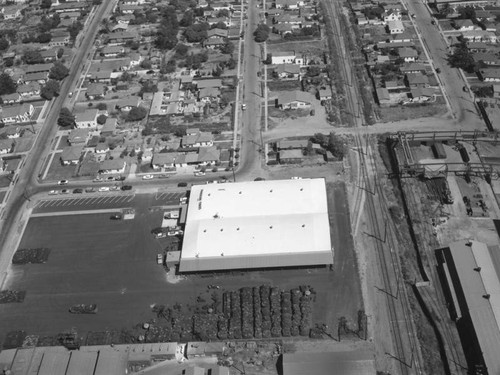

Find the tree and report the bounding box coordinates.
[225,57,236,70]
[220,38,234,54]
[68,21,83,40]
[254,23,270,42]
[127,106,147,121]
[184,23,209,43]
[0,38,9,51]
[179,10,194,27]
[57,107,75,127]
[140,59,152,69]
[96,102,107,110]
[97,114,107,125]
[40,80,60,100]
[49,62,69,80]
[155,6,179,50]
[327,132,346,160]
[57,48,64,59]
[23,50,44,65]
[0,73,17,96]
[448,41,476,73]
[41,0,52,8]
[139,80,158,95]
[175,43,189,58]
[37,33,52,43]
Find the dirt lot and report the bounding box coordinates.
[377,102,448,123]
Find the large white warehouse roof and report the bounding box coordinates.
[179,178,333,272]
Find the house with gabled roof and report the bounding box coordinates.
[68,128,90,145]
[405,72,429,88]
[197,146,220,165]
[182,131,214,148]
[0,139,14,154]
[387,20,404,34]
[100,45,125,57]
[17,82,40,97]
[75,109,99,128]
[99,159,126,174]
[116,96,141,112]
[0,103,34,124]
[274,63,301,79]
[85,83,106,100]
[398,47,418,62]
[60,145,83,165]
[1,93,22,104]
[275,91,315,109]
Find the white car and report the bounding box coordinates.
[49,190,59,195]
[291,177,302,180]
[167,230,184,237]
[157,254,164,265]
[109,186,120,191]
[179,197,188,204]
[98,187,110,192]
[58,179,69,185]
[93,177,103,183]
[194,171,205,177]
[142,174,154,180]
[155,232,167,239]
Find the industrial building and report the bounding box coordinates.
[435,240,500,375]
[179,178,333,273]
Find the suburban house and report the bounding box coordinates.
[480,68,500,82]
[318,87,333,101]
[279,149,304,164]
[24,72,48,84]
[181,131,214,148]
[106,31,137,46]
[52,2,86,13]
[48,35,70,47]
[387,20,404,34]
[152,153,176,170]
[274,64,301,79]
[206,28,229,39]
[0,103,34,124]
[75,109,99,128]
[275,0,304,9]
[454,19,477,31]
[116,14,135,24]
[1,93,22,104]
[60,145,83,165]
[271,51,304,65]
[68,128,90,145]
[116,96,141,111]
[17,82,41,97]
[24,63,52,75]
[119,4,142,13]
[3,7,22,20]
[100,118,117,136]
[195,79,222,90]
[376,87,392,106]
[206,17,231,28]
[383,9,401,23]
[473,52,500,66]
[99,159,126,174]
[275,91,315,110]
[462,30,497,43]
[409,88,435,103]
[197,146,221,165]
[405,72,429,88]
[100,45,125,57]
[95,143,110,159]
[398,48,418,62]
[85,83,106,100]
[494,84,500,98]
[203,37,226,49]
[40,49,58,62]
[400,63,426,74]
[1,126,21,139]
[0,139,14,155]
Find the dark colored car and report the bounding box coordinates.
[73,188,83,194]
[121,185,132,191]
[178,182,188,187]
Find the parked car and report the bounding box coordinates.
[115,176,126,181]
[73,188,83,194]
[49,190,59,195]
[110,214,122,220]
[157,254,164,265]
[98,187,110,192]
[93,177,103,183]
[121,185,132,191]
[167,229,184,237]
[241,104,247,110]
[155,232,167,239]
[58,179,68,185]
[194,171,205,177]
[61,189,70,194]
[106,176,115,181]
[85,187,95,193]
[178,182,188,187]
[142,174,154,180]
[180,197,188,204]
[110,186,119,191]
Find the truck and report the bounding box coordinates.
[69,304,98,314]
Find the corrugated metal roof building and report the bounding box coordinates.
[436,240,500,375]
[179,178,333,273]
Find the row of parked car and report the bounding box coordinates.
[49,185,133,195]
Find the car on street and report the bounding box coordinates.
[106,176,115,181]
[142,174,154,180]
[121,185,132,191]
[110,214,122,220]
[167,229,183,237]
[178,182,188,187]
[73,188,83,194]
[49,190,59,195]
[115,176,126,181]
[93,177,103,182]
[61,189,70,194]
[155,232,167,239]
[291,177,302,180]
[194,171,205,177]
[98,187,110,192]
[157,254,164,265]
[110,186,120,191]
[85,187,95,193]
[180,197,188,204]
[58,180,68,185]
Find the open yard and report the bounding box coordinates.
[44,154,78,181]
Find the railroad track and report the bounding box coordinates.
[321,0,423,373]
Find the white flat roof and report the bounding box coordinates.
[179,178,333,272]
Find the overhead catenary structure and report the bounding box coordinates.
[179,178,333,273]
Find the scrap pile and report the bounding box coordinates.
[0,290,26,303]
[12,248,51,264]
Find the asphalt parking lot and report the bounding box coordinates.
[33,192,186,214]
[0,184,361,344]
